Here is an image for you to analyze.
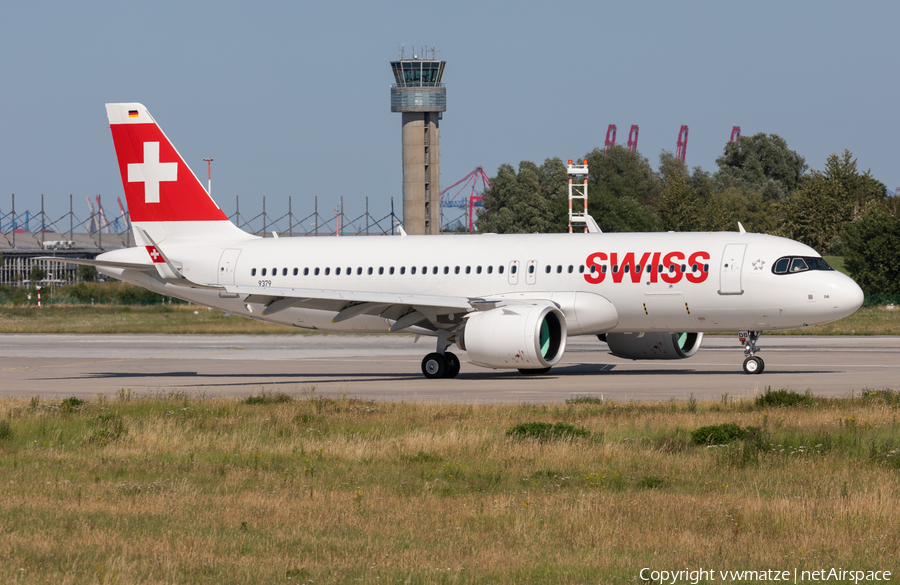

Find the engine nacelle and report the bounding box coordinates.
[458,304,567,369]
[602,332,703,360]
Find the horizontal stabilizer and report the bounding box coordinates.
[37,256,155,271]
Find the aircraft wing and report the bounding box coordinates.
[223,284,553,332]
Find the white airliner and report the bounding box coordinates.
[45,103,865,378]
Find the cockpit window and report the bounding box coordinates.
[772,256,833,275]
[805,257,832,271]
[790,258,809,273]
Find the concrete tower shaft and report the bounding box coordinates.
[401,112,440,235]
[390,55,446,235]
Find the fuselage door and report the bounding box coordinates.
[718,243,746,295]
[218,248,242,285]
[508,260,520,285]
[526,260,537,285]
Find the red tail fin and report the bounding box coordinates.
[106,103,227,223]
[105,103,249,244]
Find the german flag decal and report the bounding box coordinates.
[128,110,139,118]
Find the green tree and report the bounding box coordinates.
[657,152,704,231]
[842,202,900,294]
[78,264,97,282]
[655,152,774,233]
[712,186,781,234]
[584,145,662,233]
[477,158,567,234]
[29,265,46,283]
[715,133,807,202]
[586,145,661,208]
[782,151,887,253]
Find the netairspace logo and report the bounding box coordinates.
[639,567,893,584]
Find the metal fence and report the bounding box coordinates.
[862,294,900,307]
[229,196,401,237]
[0,194,411,250]
[0,192,485,250]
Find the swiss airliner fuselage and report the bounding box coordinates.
[44,103,865,379]
[99,230,862,335]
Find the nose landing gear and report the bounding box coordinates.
[739,330,764,374]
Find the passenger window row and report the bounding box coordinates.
[248,262,711,278]
[250,265,508,277]
[543,263,709,274]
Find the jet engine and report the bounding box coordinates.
[601,332,703,360]
[458,304,567,369]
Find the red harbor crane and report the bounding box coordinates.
[676,125,689,162]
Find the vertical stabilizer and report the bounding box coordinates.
[105,103,251,245]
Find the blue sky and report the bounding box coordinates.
[1,0,897,228]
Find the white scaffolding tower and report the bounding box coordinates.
[566,159,601,234]
[567,159,589,233]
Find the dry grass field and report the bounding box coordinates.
[1,389,898,583]
[0,305,313,334]
[1,303,899,336]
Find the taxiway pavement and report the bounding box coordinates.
[1,334,897,403]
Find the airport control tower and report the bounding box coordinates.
[390,50,446,235]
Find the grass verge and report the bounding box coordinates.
[0,304,321,334]
[2,303,899,335]
[1,389,899,583]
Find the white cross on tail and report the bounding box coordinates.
[128,142,177,203]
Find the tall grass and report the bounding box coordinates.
[0,389,898,583]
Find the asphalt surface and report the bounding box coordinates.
[1,334,897,403]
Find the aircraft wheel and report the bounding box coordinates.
[444,352,461,378]
[743,356,764,375]
[518,367,552,375]
[422,353,447,379]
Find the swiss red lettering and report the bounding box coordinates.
[610,252,629,283]
[686,251,711,283]
[649,251,661,283]
[661,251,685,284]
[584,252,607,284]
[582,250,707,285]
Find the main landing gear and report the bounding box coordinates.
[421,329,460,379]
[421,352,460,379]
[739,330,764,374]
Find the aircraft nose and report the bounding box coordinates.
[833,273,864,316]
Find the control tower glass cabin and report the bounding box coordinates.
[390,58,446,235]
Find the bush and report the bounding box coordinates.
[0,420,11,440]
[404,451,442,464]
[691,423,747,446]
[565,395,604,405]
[506,422,590,442]
[638,475,666,489]
[755,388,814,408]
[61,397,85,412]
[89,412,127,444]
[243,392,293,405]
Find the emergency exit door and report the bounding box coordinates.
[217,249,242,285]
[718,244,746,295]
